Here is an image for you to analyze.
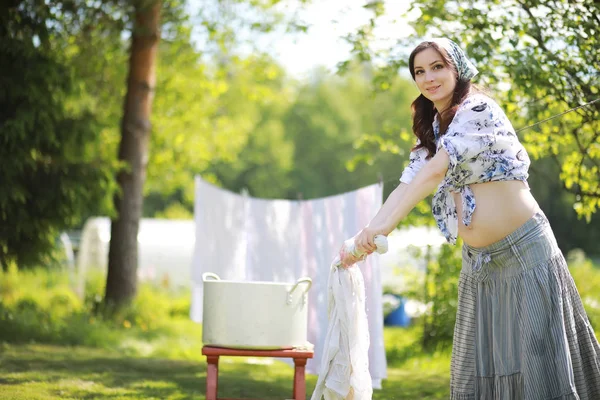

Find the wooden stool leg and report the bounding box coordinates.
[206,355,219,400]
[293,357,308,400]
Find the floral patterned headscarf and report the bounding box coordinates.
[430,38,479,81]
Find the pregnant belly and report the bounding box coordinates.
[454,180,539,248]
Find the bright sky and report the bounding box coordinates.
[265,0,416,77]
[188,0,418,79]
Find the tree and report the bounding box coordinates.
[0,1,114,270]
[106,0,312,305]
[203,55,296,199]
[105,0,162,307]
[349,0,600,220]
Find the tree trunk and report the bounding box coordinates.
[105,1,161,308]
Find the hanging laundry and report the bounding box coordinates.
[190,177,388,386]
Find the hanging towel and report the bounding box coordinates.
[312,235,388,400]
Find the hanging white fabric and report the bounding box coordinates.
[312,236,388,400]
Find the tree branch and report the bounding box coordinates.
[544,154,600,199]
[517,0,597,107]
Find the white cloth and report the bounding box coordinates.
[190,177,388,384]
[312,265,372,400]
[311,236,388,400]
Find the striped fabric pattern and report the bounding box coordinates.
[451,212,600,399]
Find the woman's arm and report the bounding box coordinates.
[377,149,449,233]
[343,149,450,265]
[366,182,409,240]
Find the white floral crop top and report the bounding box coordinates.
[400,94,531,244]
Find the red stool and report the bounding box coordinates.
[202,345,314,400]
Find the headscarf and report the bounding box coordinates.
[429,38,479,81]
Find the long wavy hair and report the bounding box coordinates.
[408,41,477,158]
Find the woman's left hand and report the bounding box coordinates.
[338,225,387,268]
[354,226,382,255]
[339,244,359,268]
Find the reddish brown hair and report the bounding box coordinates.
[408,41,477,158]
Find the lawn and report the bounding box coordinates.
[0,326,451,399]
[2,259,598,400]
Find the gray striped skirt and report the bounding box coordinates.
[451,211,600,400]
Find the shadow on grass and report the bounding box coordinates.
[0,344,305,399]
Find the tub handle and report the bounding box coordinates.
[287,277,312,305]
[202,272,221,282]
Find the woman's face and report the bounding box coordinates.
[413,47,457,112]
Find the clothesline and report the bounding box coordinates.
[514,98,599,133]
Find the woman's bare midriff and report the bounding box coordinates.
[454,180,540,248]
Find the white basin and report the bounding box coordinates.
[202,272,312,350]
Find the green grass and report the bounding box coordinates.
[0,326,450,399]
[2,260,599,400]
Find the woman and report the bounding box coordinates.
[342,38,600,399]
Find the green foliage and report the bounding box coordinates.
[148,57,422,215]
[280,65,419,200]
[0,6,115,269]
[0,267,118,346]
[568,250,600,331]
[205,56,296,198]
[150,47,295,207]
[126,1,315,213]
[400,243,462,351]
[0,267,197,352]
[528,157,600,255]
[1,0,251,268]
[422,244,461,350]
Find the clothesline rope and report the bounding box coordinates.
[514,98,599,133]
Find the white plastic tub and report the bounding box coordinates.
[202,272,312,349]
